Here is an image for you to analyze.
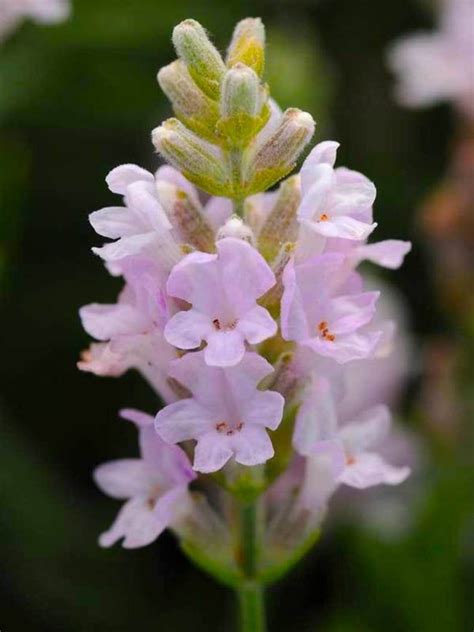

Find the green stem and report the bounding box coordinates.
[228,148,246,214]
[239,500,261,576]
[236,498,266,632]
[238,580,266,632]
[233,198,244,216]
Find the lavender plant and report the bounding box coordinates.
[79,18,412,631]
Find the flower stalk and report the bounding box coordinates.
[237,579,266,632]
[237,495,266,631]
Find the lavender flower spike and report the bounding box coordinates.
[79,17,413,630]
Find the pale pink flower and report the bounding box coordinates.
[297,141,377,248]
[343,239,412,270]
[301,398,410,491]
[79,259,178,403]
[90,165,232,277]
[281,252,381,363]
[387,0,474,118]
[164,237,277,366]
[94,409,195,549]
[90,165,182,277]
[155,350,284,473]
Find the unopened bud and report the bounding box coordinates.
[266,351,300,401]
[157,60,219,141]
[152,118,229,196]
[227,18,265,77]
[243,108,315,195]
[258,175,301,260]
[172,19,226,100]
[156,180,215,252]
[216,215,255,244]
[261,242,296,307]
[218,63,268,147]
[221,63,260,118]
[166,376,192,400]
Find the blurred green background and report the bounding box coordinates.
[0,0,472,630]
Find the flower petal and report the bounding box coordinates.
[306,330,381,364]
[193,432,234,473]
[293,376,338,455]
[339,453,410,489]
[338,405,392,453]
[300,141,339,194]
[219,238,276,311]
[241,390,285,431]
[155,398,214,444]
[297,163,335,222]
[89,207,140,239]
[328,292,379,335]
[164,309,213,350]
[204,329,246,367]
[237,305,277,344]
[311,215,377,240]
[353,240,412,269]
[94,459,150,499]
[156,165,200,206]
[99,496,167,549]
[79,302,147,341]
[233,425,274,466]
[204,196,233,230]
[106,164,154,195]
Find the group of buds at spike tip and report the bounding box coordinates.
[79,18,412,582]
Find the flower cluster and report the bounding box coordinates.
[387,0,474,119]
[80,18,411,564]
[0,0,70,40]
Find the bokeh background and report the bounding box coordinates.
[1,0,473,630]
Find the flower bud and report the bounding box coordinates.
[261,241,296,307]
[216,215,255,244]
[265,351,300,401]
[157,60,219,141]
[172,19,226,100]
[217,63,268,147]
[221,63,260,118]
[258,175,301,260]
[152,118,229,196]
[227,18,265,77]
[156,180,216,252]
[243,108,315,195]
